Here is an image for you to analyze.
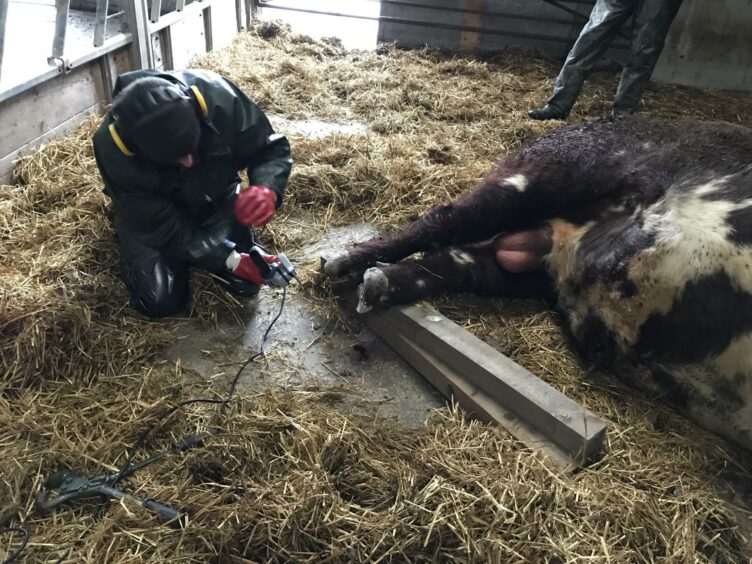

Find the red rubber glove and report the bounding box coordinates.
[231,252,280,285]
[234,185,277,227]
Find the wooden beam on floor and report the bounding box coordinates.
[364,302,607,467]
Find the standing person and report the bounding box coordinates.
[93,68,293,318]
[529,0,683,120]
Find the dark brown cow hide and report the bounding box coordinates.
[322,116,752,452]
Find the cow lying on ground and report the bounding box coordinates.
[322,116,752,452]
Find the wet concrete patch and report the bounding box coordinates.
[165,222,443,428]
[301,221,379,261]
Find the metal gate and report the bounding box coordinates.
[0,0,250,104]
[0,0,247,181]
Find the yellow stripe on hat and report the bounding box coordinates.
[108,123,135,157]
[190,85,209,118]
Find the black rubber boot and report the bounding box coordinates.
[528,104,569,121]
[612,0,683,115]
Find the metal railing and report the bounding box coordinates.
[0,0,8,82]
[0,0,247,103]
[0,0,134,104]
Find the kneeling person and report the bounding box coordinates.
[93,69,292,317]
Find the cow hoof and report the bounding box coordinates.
[356,267,389,314]
[320,250,351,278]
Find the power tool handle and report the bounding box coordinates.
[249,247,273,277]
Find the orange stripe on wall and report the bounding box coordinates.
[459,0,486,53]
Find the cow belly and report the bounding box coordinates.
[545,184,752,450]
[549,181,752,362]
[611,354,752,451]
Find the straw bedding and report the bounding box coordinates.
[2,21,752,562]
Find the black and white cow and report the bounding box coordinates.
[322,116,752,452]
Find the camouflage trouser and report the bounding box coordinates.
[547,0,683,113]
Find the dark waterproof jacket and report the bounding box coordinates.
[93,69,292,271]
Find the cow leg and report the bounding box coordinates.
[356,239,554,313]
[322,143,621,280]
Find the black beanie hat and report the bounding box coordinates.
[111,76,201,163]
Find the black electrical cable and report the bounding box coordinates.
[0,527,29,564]
[111,283,288,486]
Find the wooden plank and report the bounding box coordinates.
[0,101,101,183]
[366,311,575,468]
[367,303,606,463]
[0,62,106,161]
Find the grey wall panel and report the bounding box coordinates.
[378,0,464,50]
[379,0,752,92]
[653,0,752,91]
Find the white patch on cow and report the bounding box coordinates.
[554,174,752,350]
[449,249,475,266]
[692,176,730,197]
[504,174,528,192]
[640,177,752,295]
[416,279,426,289]
[355,297,372,314]
[713,333,752,377]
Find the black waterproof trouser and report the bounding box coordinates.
[116,219,257,318]
[547,0,683,114]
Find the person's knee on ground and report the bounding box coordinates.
[118,242,191,318]
[494,228,553,273]
[131,284,190,318]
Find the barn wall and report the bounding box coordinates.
[378,0,752,92]
[0,48,131,182]
[653,0,752,91]
[0,0,244,184]
[378,1,629,65]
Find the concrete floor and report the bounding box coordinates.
[163,114,442,427]
[166,184,444,428]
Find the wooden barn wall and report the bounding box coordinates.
[0,47,131,183]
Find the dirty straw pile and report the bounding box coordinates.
[3,21,752,562]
